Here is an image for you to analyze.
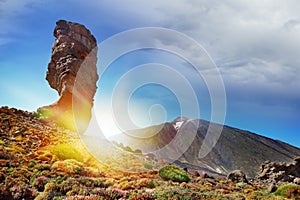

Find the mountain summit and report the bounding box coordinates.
[112,117,300,178]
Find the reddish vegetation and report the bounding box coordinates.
[1,106,299,199]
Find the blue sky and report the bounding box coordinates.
[0,0,299,147]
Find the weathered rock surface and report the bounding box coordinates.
[294,177,300,185]
[38,20,98,131]
[255,156,300,184]
[227,170,248,183]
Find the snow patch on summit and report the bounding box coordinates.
[173,121,184,130]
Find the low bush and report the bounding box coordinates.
[274,184,300,199]
[158,165,190,183]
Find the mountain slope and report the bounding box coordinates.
[111,118,300,178]
[1,107,299,199]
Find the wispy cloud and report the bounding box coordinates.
[0,0,46,46]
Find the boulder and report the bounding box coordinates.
[38,20,98,132]
[268,183,277,193]
[294,177,300,185]
[227,170,248,183]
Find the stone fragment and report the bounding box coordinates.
[227,170,248,183]
[268,183,277,193]
[294,177,300,185]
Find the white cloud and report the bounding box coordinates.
[1,0,299,144]
[142,1,300,106]
[89,0,300,129]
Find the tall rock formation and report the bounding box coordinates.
[38,20,98,132]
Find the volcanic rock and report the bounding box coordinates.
[227,170,248,183]
[255,156,300,184]
[38,20,98,132]
[294,177,300,185]
[267,183,277,193]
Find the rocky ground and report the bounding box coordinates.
[0,106,299,200]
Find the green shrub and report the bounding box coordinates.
[143,162,153,170]
[36,164,51,171]
[236,182,245,188]
[158,165,190,183]
[274,184,300,199]
[7,167,14,175]
[148,180,156,189]
[34,108,52,119]
[28,160,37,168]
[51,143,84,162]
